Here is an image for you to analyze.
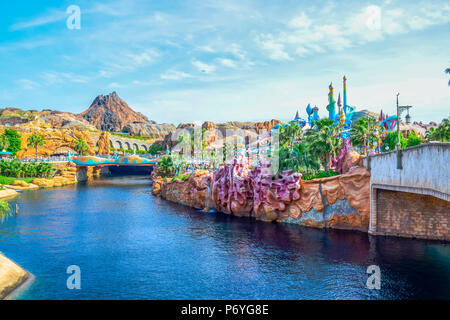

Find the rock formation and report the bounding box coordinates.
[12,128,96,158]
[153,165,371,232]
[79,91,148,132]
[122,121,176,139]
[96,131,111,155]
[160,170,212,209]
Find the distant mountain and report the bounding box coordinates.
[79,91,149,132]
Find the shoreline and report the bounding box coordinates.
[0,252,32,300]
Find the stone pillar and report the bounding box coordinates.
[368,186,378,235]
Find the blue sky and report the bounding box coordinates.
[0,0,449,124]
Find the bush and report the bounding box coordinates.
[382,131,407,152]
[406,132,422,148]
[302,170,339,181]
[3,129,21,156]
[0,160,54,179]
[148,144,164,155]
[171,174,190,181]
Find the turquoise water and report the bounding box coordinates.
[0,176,449,299]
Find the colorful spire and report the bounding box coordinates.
[326,82,336,120]
[337,92,342,112]
[343,75,347,111]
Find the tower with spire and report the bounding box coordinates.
[326,82,337,120]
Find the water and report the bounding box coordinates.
[0,176,449,300]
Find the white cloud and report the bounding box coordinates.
[192,59,216,73]
[217,58,237,68]
[126,49,159,66]
[255,34,292,61]
[288,12,312,29]
[10,10,66,31]
[41,72,90,85]
[17,79,40,90]
[161,70,193,80]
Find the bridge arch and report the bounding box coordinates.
[124,142,131,150]
[141,145,148,152]
[132,143,139,151]
[114,140,123,150]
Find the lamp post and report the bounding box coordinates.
[395,93,413,169]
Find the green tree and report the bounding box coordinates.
[382,131,407,152]
[74,138,89,155]
[157,156,174,177]
[406,131,422,148]
[0,201,11,223]
[304,119,342,171]
[148,144,164,155]
[4,129,21,156]
[22,163,38,177]
[27,133,46,161]
[0,134,10,151]
[36,162,55,178]
[350,117,381,152]
[278,122,303,149]
[425,119,450,142]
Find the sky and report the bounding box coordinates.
[0,0,449,125]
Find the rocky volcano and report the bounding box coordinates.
[79,91,149,132]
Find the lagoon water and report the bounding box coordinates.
[0,176,449,299]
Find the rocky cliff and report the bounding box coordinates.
[11,128,96,158]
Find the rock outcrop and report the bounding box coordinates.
[32,162,77,188]
[0,253,30,300]
[79,92,148,132]
[122,121,176,139]
[154,164,371,232]
[96,131,111,155]
[13,128,95,158]
[160,170,212,209]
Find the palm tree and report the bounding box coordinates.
[74,138,89,155]
[27,133,45,161]
[304,119,342,171]
[22,163,37,177]
[37,162,55,178]
[446,68,450,86]
[0,201,11,223]
[0,134,10,151]
[426,119,450,142]
[157,156,174,177]
[350,117,381,153]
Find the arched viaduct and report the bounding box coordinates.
[109,136,153,152]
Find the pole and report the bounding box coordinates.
[396,93,402,169]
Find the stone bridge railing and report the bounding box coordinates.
[365,142,449,201]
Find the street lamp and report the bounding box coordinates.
[396,93,413,169]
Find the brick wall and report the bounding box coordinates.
[375,189,449,240]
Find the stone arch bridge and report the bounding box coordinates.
[109,135,153,152]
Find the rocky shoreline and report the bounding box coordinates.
[152,164,371,232]
[0,252,31,300]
